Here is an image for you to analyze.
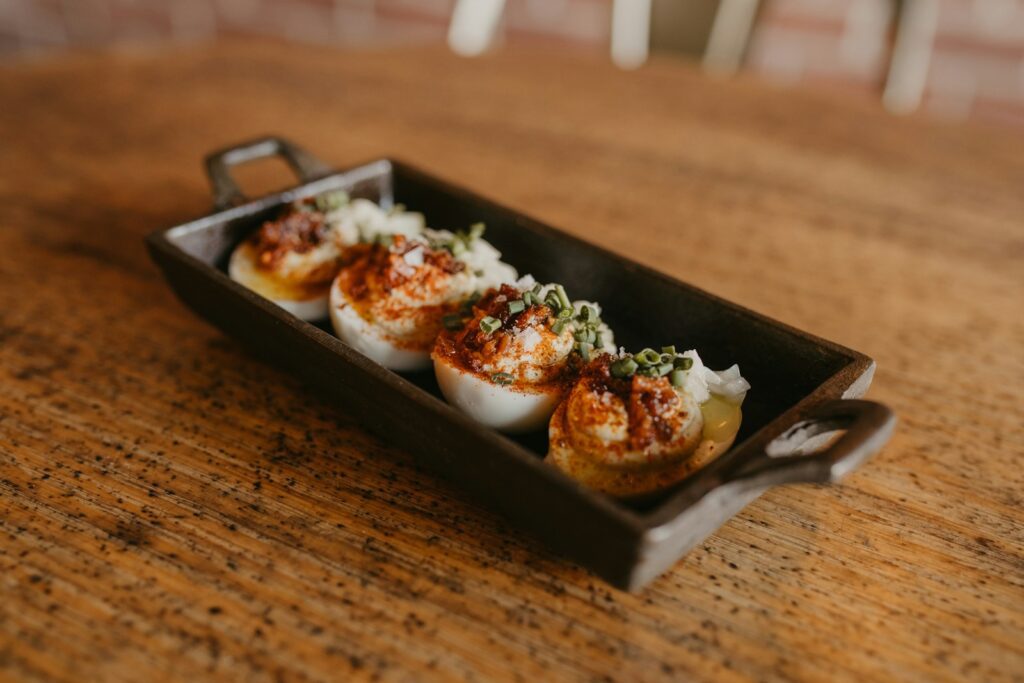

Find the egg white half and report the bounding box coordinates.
[228,242,330,321]
[433,353,564,433]
[328,277,433,371]
[546,384,743,500]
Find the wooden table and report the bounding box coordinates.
[1,41,1021,682]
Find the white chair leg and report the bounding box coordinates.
[611,0,652,69]
[883,0,939,113]
[703,0,761,74]
[448,0,507,57]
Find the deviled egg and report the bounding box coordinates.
[330,224,517,371]
[546,347,750,499]
[228,191,425,320]
[432,278,616,433]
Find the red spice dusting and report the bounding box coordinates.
[334,235,468,350]
[432,284,577,386]
[338,235,465,303]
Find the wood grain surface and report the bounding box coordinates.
[1,41,1022,683]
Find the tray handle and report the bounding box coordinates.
[731,399,895,490]
[204,136,333,210]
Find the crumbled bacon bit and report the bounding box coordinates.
[249,207,328,269]
[433,284,580,386]
[627,374,681,449]
[338,235,465,303]
[333,235,469,349]
[435,286,534,367]
[573,356,685,451]
[457,285,549,353]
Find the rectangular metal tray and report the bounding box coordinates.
[146,137,895,591]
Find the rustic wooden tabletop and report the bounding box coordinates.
[1,41,1022,682]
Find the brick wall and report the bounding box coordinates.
[3,0,1022,126]
[747,0,1024,126]
[0,0,612,55]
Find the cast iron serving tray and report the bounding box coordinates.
[146,136,896,591]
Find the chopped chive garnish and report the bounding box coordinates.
[442,314,465,331]
[531,283,542,295]
[638,366,658,377]
[558,307,574,320]
[595,332,604,349]
[578,342,593,362]
[315,190,349,213]
[610,357,638,378]
[554,284,571,310]
[670,369,685,387]
[551,318,569,335]
[578,305,593,322]
[636,348,660,365]
[479,316,501,334]
[450,239,467,257]
[491,372,514,385]
[657,362,674,376]
[661,345,676,355]
[507,300,526,314]
[468,222,486,240]
[522,292,536,307]
[674,356,694,371]
[544,292,561,311]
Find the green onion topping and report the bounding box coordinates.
[610,347,694,382]
[314,190,349,213]
[674,356,694,371]
[507,299,526,315]
[636,348,661,365]
[438,222,487,257]
[479,316,501,334]
[554,284,571,311]
[490,372,514,385]
[610,358,636,378]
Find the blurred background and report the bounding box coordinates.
[3,0,1023,127]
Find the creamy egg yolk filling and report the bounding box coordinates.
[229,192,427,320]
[546,351,748,499]
[433,282,615,389]
[334,236,477,350]
[430,281,617,433]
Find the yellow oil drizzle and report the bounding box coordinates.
[700,394,743,444]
